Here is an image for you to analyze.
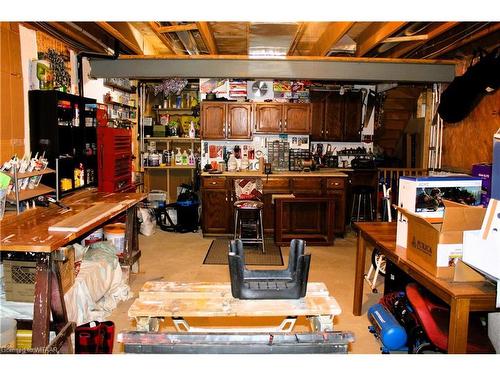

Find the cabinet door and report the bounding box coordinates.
[227,103,252,139]
[283,104,311,134]
[310,91,326,141]
[201,102,226,139]
[343,91,363,142]
[324,93,343,141]
[202,189,231,234]
[254,104,282,133]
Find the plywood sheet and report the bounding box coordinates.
[48,203,120,232]
[441,90,500,172]
[128,281,341,318]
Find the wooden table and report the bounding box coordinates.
[352,221,498,354]
[274,196,335,246]
[0,189,146,353]
[126,281,342,333]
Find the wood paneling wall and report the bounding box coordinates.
[0,22,24,161]
[441,90,500,172]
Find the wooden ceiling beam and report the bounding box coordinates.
[385,22,460,58]
[47,22,105,52]
[148,21,176,54]
[356,22,407,57]
[196,22,218,55]
[287,22,307,56]
[309,22,354,56]
[96,21,143,55]
[425,22,500,58]
[157,23,197,33]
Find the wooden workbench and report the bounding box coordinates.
[0,189,146,353]
[352,221,498,354]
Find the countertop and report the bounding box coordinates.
[201,169,349,178]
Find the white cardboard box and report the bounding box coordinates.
[397,175,483,248]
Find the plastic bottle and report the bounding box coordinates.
[175,148,182,165]
[188,149,195,166]
[79,163,85,186]
[227,153,237,172]
[189,121,196,139]
[241,155,249,170]
[181,149,188,165]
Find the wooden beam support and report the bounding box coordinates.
[385,22,460,58]
[96,21,143,55]
[48,22,106,53]
[425,22,500,58]
[196,22,218,55]
[383,35,428,43]
[288,22,307,56]
[148,22,176,54]
[356,22,407,57]
[310,22,354,56]
[157,23,198,33]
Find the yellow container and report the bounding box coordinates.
[16,329,32,349]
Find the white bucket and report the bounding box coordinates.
[104,223,126,255]
[0,318,17,348]
[81,228,104,246]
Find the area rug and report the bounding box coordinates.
[203,238,284,266]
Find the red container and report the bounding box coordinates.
[97,127,133,192]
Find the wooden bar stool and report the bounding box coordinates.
[233,178,265,253]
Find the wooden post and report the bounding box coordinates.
[422,88,434,169]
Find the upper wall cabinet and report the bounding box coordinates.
[310,90,363,142]
[201,102,252,140]
[254,103,311,134]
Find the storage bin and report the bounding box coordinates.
[3,260,36,302]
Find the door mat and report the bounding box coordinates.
[203,238,284,266]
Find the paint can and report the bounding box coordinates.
[81,228,104,246]
[104,223,126,255]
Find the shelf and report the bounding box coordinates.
[143,165,196,170]
[144,137,200,142]
[154,108,194,113]
[6,184,55,202]
[105,101,137,110]
[6,168,55,179]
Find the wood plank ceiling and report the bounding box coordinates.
[26,21,500,61]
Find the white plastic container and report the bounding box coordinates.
[81,228,104,246]
[0,318,17,348]
[104,223,126,255]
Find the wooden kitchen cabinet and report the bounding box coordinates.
[262,177,290,234]
[201,102,252,140]
[255,103,311,134]
[201,102,225,139]
[201,177,232,234]
[254,104,282,133]
[310,90,362,142]
[283,104,311,134]
[326,177,347,235]
[226,103,252,139]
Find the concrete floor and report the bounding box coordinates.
[108,229,382,354]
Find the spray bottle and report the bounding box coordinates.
[188,149,195,166]
[175,147,182,165]
[182,149,188,165]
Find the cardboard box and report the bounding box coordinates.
[398,200,486,279]
[463,199,500,279]
[396,175,483,247]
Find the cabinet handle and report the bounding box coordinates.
[284,119,287,129]
[211,181,217,185]
[279,120,282,129]
[225,192,228,201]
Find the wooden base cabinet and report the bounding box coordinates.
[201,175,347,238]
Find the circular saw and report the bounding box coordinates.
[251,81,269,97]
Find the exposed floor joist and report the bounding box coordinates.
[309,22,354,56]
[288,22,307,56]
[384,22,460,58]
[96,21,143,55]
[157,23,197,33]
[148,22,177,54]
[48,22,105,53]
[196,22,218,55]
[356,22,407,57]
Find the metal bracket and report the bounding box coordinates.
[307,315,334,332]
[172,316,298,333]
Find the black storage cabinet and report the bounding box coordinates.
[29,90,97,197]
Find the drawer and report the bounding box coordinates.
[262,178,289,191]
[202,177,226,189]
[291,178,323,191]
[326,178,345,190]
